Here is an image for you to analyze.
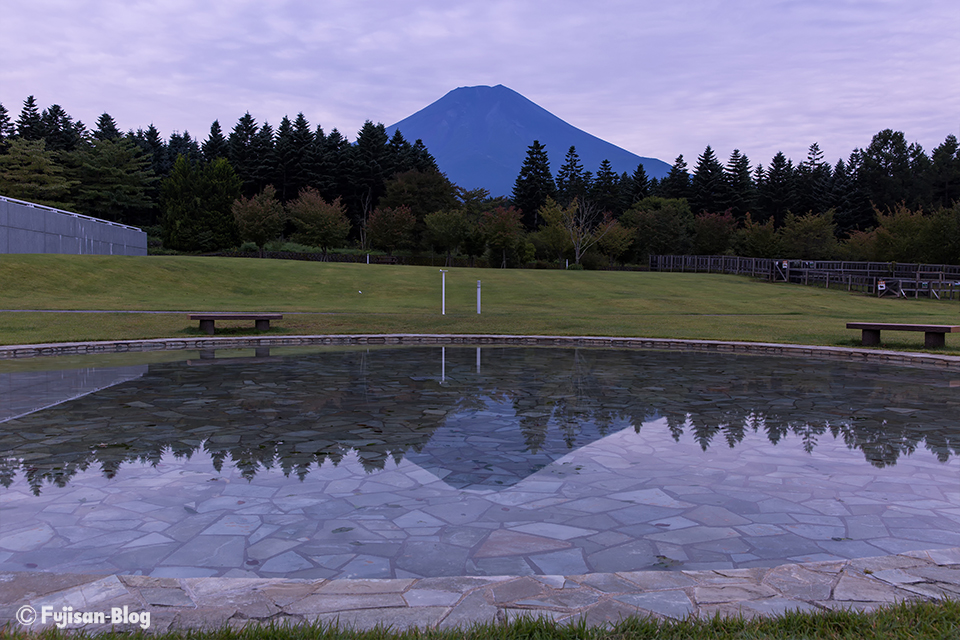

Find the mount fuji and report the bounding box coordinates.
[386,84,671,198]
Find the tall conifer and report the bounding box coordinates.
[511,140,556,229]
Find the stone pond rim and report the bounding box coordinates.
[2,334,960,370]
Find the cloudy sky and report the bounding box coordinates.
[3,0,958,170]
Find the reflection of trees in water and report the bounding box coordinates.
[509,348,625,452]
[1,348,958,494]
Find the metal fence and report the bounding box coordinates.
[0,195,147,256]
[649,255,960,300]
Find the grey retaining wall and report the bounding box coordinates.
[0,195,147,256]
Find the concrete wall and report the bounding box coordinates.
[0,195,148,256]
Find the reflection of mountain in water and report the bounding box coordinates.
[407,396,627,490]
[1,347,958,495]
[0,365,148,423]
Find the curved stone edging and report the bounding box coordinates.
[2,548,958,632]
[3,333,960,369]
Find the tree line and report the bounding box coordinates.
[1,95,958,265]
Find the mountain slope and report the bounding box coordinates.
[386,85,671,198]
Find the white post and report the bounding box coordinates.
[366,254,369,264]
[440,269,448,315]
[477,280,481,314]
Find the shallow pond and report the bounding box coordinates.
[1,346,958,579]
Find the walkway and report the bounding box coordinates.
[3,548,959,632]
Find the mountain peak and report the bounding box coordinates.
[387,85,669,197]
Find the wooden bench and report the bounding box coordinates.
[846,322,960,348]
[190,313,282,335]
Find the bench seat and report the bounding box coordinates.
[190,313,283,335]
[846,322,960,348]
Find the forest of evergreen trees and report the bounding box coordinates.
[1,95,958,266]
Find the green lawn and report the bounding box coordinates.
[2,254,959,350]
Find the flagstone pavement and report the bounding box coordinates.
[2,547,958,633]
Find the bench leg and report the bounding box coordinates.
[925,332,946,348]
[255,319,270,332]
[861,329,881,346]
[199,319,215,335]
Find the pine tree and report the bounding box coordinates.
[758,152,795,227]
[202,120,228,163]
[689,145,728,214]
[828,158,858,233]
[274,116,298,201]
[168,131,201,165]
[93,113,121,141]
[659,155,690,200]
[589,159,620,216]
[251,121,276,197]
[74,137,158,225]
[345,121,392,244]
[627,163,650,205]
[410,139,439,173]
[855,129,915,212]
[40,105,83,152]
[724,149,754,222]
[387,129,415,174]
[928,134,960,208]
[132,124,170,177]
[511,140,556,229]
[309,126,340,203]
[16,96,43,140]
[555,146,587,207]
[161,155,241,251]
[228,113,260,195]
[0,102,12,153]
[322,128,350,203]
[795,142,832,215]
[0,138,76,207]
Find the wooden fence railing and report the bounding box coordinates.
[649,255,960,300]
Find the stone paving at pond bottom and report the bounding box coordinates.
[2,547,958,633]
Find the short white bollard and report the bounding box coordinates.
[440,270,448,315]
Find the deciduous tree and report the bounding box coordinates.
[777,211,839,259]
[482,205,525,268]
[366,205,415,255]
[424,209,467,265]
[287,187,350,258]
[232,184,285,256]
[620,197,694,260]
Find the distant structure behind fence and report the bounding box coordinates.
[650,255,960,300]
[0,195,147,256]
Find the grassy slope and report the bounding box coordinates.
[1,254,958,350]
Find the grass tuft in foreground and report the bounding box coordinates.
[3,599,958,640]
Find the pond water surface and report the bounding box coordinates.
[1,346,958,579]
